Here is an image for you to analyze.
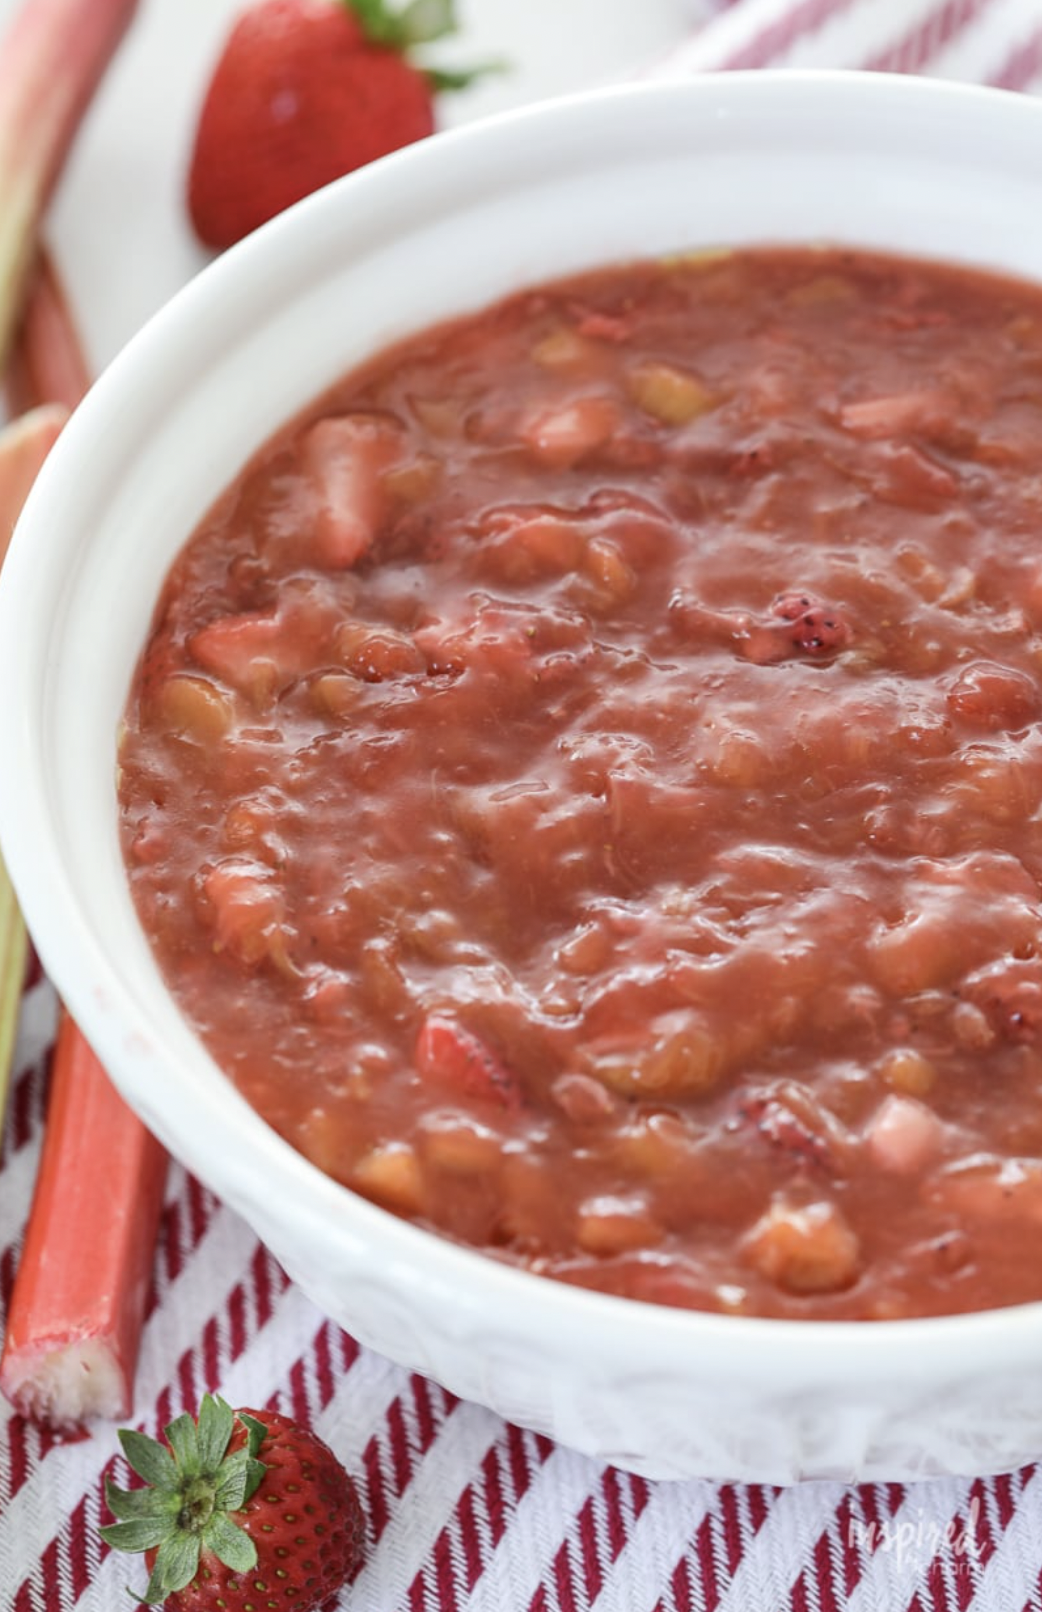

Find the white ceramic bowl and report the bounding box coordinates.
[5,70,1042,1483]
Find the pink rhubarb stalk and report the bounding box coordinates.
[0,0,140,364]
[0,1014,168,1427]
[0,403,66,1119]
[0,0,166,1424]
[0,399,66,566]
[0,858,28,1126]
[0,292,168,1432]
[5,250,92,416]
[0,401,169,1428]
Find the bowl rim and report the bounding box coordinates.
[4,65,1042,1386]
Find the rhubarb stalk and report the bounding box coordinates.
[4,251,92,417]
[0,0,140,364]
[0,400,67,565]
[0,404,168,1430]
[0,860,27,1124]
[0,1014,168,1427]
[0,412,169,1428]
[0,404,66,1120]
[0,283,169,1431]
[0,0,165,1429]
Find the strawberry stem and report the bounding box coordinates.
[180,1477,218,1532]
[343,0,494,69]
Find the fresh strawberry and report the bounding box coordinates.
[187,0,483,249]
[100,1393,365,1610]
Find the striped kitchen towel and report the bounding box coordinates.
[6,1,1042,1609]
[659,0,1042,89]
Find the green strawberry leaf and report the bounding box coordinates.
[425,59,504,92]
[345,0,464,48]
[149,1529,202,1597]
[117,1429,179,1489]
[398,0,458,45]
[212,1445,252,1512]
[203,1512,258,1574]
[236,1411,269,1501]
[102,1478,178,1523]
[343,0,497,92]
[162,1411,201,1474]
[97,1517,172,1553]
[244,1454,266,1503]
[196,1394,236,1472]
[237,1411,268,1460]
[344,0,408,47]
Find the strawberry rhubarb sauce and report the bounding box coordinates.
[119,247,1042,1320]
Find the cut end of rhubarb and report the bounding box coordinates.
[0,1334,131,1430]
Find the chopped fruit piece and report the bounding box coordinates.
[352,1140,424,1214]
[864,1094,946,1174]
[576,1195,663,1256]
[156,673,234,743]
[415,1013,522,1111]
[199,859,292,969]
[530,326,601,373]
[739,1082,853,1174]
[300,412,403,567]
[965,958,1042,1044]
[188,583,342,701]
[878,1047,937,1097]
[334,619,425,680]
[770,591,853,654]
[523,396,619,468]
[839,389,951,440]
[627,359,715,425]
[946,660,1040,731]
[926,1154,1042,1225]
[743,1197,861,1296]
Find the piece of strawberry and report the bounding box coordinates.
[100,1393,365,1610]
[415,1012,524,1112]
[187,0,483,249]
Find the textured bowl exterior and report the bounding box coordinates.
[4,71,1042,1481]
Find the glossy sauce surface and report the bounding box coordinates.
[119,248,1042,1319]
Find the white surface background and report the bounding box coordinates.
[2,0,708,375]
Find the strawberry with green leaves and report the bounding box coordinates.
[100,1393,365,1609]
[187,0,486,249]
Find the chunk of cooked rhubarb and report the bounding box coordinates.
[0,1013,168,1427]
[522,396,620,468]
[299,413,403,567]
[0,0,140,362]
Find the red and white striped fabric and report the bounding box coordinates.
[662,0,1042,89]
[7,2,1042,1608]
